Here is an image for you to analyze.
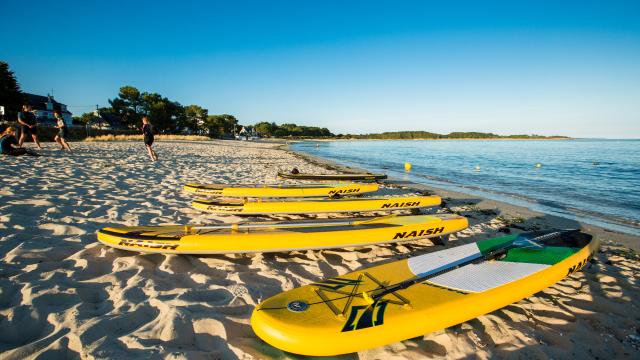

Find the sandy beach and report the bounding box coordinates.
[1,140,638,359]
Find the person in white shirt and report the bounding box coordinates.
[53,110,71,151]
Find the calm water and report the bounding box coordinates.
[292,139,640,236]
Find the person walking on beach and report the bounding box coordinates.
[142,116,158,161]
[1,127,40,156]
[17,104,43,149]
[53,110,72,151]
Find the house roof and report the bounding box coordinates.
[94,111,124,127]
[24,93,72,115]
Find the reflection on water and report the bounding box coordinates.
[292,139,640,236]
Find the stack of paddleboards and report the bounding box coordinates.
[96,169,599,355]
[184,172,440,215]
[99,171,470,254]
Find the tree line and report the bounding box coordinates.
[72,86,241,137]
[253,122,332,138]
[2,60,566,140]
[335,131,568,140]
[0,60,328,138]
[74,86,334,138]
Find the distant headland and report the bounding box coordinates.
[330,131,570,140]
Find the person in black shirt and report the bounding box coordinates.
[17,104,43,149]
[142,116,158,161]
[1,127,40,156]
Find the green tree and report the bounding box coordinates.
[447,132,498,139]
[205,114,238,137]
[108,86,143,128]
[219,114,238,135]
[203,115,224,137]
[279,123,302,136]
[254,121,278,137]
[0,61,24,120]
[257,122,333,137]
[101,85,251,136]
[72,111,99,125]
[141,92,184,133]
[183,105,208,134]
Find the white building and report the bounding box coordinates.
[25,93,73,126]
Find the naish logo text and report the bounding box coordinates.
[206,206,242,212]
[118,240,179,250]
[381,201,420,209]
[342,301,389,332]
[196,189,222,194]
[328,188,360,195]
[393,227,444,239]
[567,252,594,276]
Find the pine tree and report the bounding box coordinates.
[0,61,25,121]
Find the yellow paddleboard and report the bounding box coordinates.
[277,172,387,181]
[183,182,379,197]
[96,214,468,254]
[251,230,599,355]
[191,195,440,215]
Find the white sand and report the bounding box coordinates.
[0,140,638,359]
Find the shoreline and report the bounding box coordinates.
[285,144,640,252]
[310,137,573,141]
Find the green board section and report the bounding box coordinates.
[476,235,517,255]
[502,246,580,265]
[476,234,580,265]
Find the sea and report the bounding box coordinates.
[291,139,640,236]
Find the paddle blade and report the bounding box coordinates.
[513,229,581,250]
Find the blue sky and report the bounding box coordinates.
[2,0,639,137]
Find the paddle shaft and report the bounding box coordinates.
[189,214,397,231]
[370,230,572,301]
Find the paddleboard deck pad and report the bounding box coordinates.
[278,172,387,181]
[251,230,598,355]
[191,195,441,215]
[183,182,379,197]
[96,214,468,254]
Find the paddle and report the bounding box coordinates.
[185,214,398,233]
[363,229,579,303]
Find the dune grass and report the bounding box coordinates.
[84,134,212,142]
